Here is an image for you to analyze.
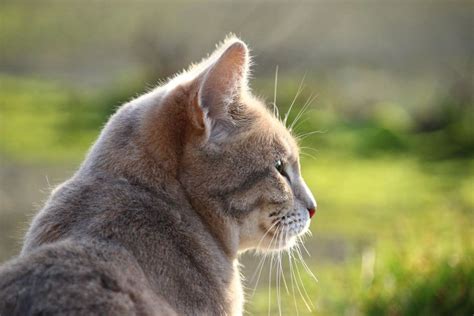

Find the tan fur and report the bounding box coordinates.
[0,37,316,315]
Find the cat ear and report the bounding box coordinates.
[191,40,249,142]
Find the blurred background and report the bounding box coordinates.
[0,0,473,315]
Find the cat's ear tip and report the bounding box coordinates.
[229,40,247,51]
[222,39,249,60]
[223,33,247,45]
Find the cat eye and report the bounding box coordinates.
[275,159,291,182]
[275,159,289,180]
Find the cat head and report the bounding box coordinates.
[98,37,317,255]
[168,37,317,253]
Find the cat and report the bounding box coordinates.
[0,36,316,315]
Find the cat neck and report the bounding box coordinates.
[187,197,241,260]
[81,86,242,261]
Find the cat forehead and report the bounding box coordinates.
[243,101,299,157]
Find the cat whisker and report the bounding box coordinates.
[293,253,315,310]
[278,240,290,295]
[288,243,312,311]
[277,231,288,315]
[297,235,312,257]
[299,144,320,160]
[254,220,280,253]
[289,95,312,132]
[299,152,318,161]
[289,93,318,132]
[290,93,318,129]
[272,65,280,120]
[299,147,319,160]
[292,241,315,310]
[286,237,299,316]
[250,253,269,298]
[283,74,306,127]
[290,116,311,134]
[281,234,290,302]
[276,232,283,316]
[250,221,281,298]
[294,239,319,283]
[299,146,320,155]
[296,129,326,141]
[267,228,280,316]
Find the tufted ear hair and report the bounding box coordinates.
[189,39,250,143]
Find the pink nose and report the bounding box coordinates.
[308,208,316,219]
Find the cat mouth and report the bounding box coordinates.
[258,215,310,251]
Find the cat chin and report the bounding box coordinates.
[251,217,311,253]
[273,236,298,251]
[254,234,299,253]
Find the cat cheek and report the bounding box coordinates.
[269,175,290,197]
[279,184,293,202]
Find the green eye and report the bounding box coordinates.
[275,159,284,174]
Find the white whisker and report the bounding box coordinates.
[298,236,312,257]
[250,221,280,298]
[299,146,320,155]
[287,241,299,316]
[267,228,280,316]
[297,130,326,140]
[299,152,318,161]
[276,232,282,316]
[255,220,280,252]
[290,93,318,132]
[284,74,306,127]
[278,244,290,295]
[292,244,315,309]
[288,245,312,311]
[294,257,315,309]
[290,116,311,133]
[294,240,319,283]
[250,253,269,297]
[299,147,319,161]
[273,65,280,120]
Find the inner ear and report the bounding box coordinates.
[189,93,207,131]
[196,40,249,142]
[199,40,249,115]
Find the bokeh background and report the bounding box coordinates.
[1,1,473,315]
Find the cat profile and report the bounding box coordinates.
[0,36,316,315]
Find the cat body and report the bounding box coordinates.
[0,38,316,315]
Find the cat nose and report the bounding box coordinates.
[297,177,317,219]
[308,202,317,219]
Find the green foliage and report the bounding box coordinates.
[0,75,144,162]
[363,255,474,316]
